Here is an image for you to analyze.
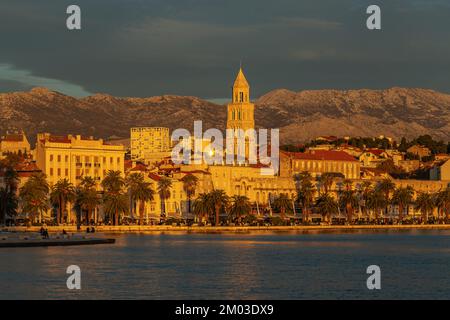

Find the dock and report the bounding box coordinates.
[0,236,115,248]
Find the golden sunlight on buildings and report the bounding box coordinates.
[280,150,360,179]
[35,133,126,188]
[0,130,30,156]
[130,127,171,165]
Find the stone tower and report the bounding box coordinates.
[226,67,255,131]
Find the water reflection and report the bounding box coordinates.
[0,230,449,299]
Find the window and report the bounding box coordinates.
[65,169,69,176]
[50,168,54,176]
[57,168,61,176]
[239,92,244,102]
[57,155,61,162]
[50,154,54,162]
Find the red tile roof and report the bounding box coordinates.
[148,173,162,181]
[365,148,384,156]
[287,150,358,162]
[40,135,71,144]
[1,134,24,142]
[130,163,148,172]
[180,170,211,175]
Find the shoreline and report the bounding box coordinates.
[3,224,450,234]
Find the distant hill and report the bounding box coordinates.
[1,87,450,146]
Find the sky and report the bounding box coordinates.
[0,0,449,99]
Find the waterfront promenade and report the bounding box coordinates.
[3,224,450,233]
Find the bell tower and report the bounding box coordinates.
[227,67,255,131]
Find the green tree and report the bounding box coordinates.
[415,192,435,224]
[157,177,172,218]
[193,193,212,224]
[317,173,334,195]
[392,186,414,223]
[76,187,100,226]
[366,190,386,223]
[229,195,252,224]
[359,181,373,220]
[376,178,396,216]
[339,181,359,224]
[315,194,338,224]
[272,194,292,220]
[0,164,19,224]
[208,189,229,226]
[103,192,129,226]
[294,172,316,224]
[133,181,154,225]
[50,179,76,224]
[0,188,18,225]
[126,172,145,221]
[181,174,199,215]
[19,173,50,223]
[101,170,126,225]
[435,188,450,223]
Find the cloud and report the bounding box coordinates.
[0,64,92,97]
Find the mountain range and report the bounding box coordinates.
[1,86,450,146]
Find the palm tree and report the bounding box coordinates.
[392,186,414,223]
[181,174,199,215]
[339,180,359,223]
[76,176,100,225]
[193,193,212,224]
[0,187,18,225]
[19,173,50,223]
[316,194,338,224]
[272,194,292,220]
[50,179,76,224]
[77,187,100,225]
[376,178,396,216]
[229,195,252,224]
[103,193,129,225]
[157,177,172,218]
[415,192,435,224]
[317,173,334,195]
[126,172,145,222]
[435,188,450,223]
[359,181,373,221]
[0,165,19,224]
[80,176,96,189]
[294,172,316,224]
[2,165,19,194]
[101,170,126,225]
[208,189,229,226]
[366,190,386,223]
[133,181,154,225]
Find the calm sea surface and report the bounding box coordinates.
[0,230,449,299]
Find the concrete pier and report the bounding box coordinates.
[0,236,115,248]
